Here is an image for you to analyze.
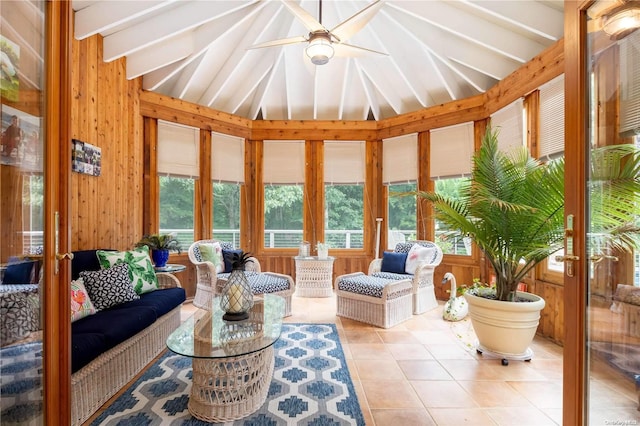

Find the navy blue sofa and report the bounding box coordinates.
[70,249,186,426]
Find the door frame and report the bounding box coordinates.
[564,2,590,424]
[43,1,72,423]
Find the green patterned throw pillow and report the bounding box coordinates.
[96,246,159,295]
[198,242,224,273]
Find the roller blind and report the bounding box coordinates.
[383,133,417,184]
[539,74,565,159]
[263,140,305,184]
[490,98,524,153]
[324,140,365,184]
[157,120,199,177]
[430,122,474,179]
[620,31,640,137]
[211,132,244,183]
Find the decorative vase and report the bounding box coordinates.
[152,249,170,267]
[464,291,545,363]
[220,268,254,321]
[317,248,328,259]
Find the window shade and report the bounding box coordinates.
[263,140,305,184]
[490,98,524,153]
[157,120,199,177]
[211,132,244,183]
[620,31,640,137]
[383,133,417,184]
[324,141,365,184]
[430,122,474,179]
[539,74,565,159]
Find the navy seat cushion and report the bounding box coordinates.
[2,261,36,284]
[380,251,407,274]
[372,271,411,281]
[72,333,109,373]
[71,305,157,348]
[123,287,186,317]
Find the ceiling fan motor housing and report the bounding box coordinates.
[306,31,334,65]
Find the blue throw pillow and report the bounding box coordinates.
[222,249,243,273]
[3,261,36,284]
[380,251,407,274]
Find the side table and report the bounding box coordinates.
[294,256,335,297]
[154,263,186,273]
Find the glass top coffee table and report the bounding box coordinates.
[167,294,285,422]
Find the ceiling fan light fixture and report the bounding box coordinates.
[306,33,334,65]
[602,7,640,36]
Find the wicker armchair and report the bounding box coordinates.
[188,240,294,316]
[188,239,260,309]
[368,240,443,314]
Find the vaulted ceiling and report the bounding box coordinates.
[71,0,564,121]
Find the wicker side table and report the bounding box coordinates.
[294,256,335,297]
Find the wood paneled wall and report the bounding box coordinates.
[68,33,566,345]
[70,35,143,251]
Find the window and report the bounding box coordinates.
[434,177,471,255]
[263,140,304,248]
[157,120,199,248]
[324,141,365,249]
[539,75,565,274]
[212,132,244,245]
[383,133,418,249]
[430,123,474,255]
[490,98,525,154]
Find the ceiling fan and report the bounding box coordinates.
[249,0,386,65]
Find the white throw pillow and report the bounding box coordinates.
[404,244,435,275]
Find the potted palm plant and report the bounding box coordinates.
[135,233,182,268]
[417,127,640,363]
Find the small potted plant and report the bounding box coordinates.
[135,233,182,268]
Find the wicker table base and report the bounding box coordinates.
[188,345,275,422]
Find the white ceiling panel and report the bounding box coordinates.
[72,0,564,121]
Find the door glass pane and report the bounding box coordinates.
[586,5,640,423]
[1,0,45,423]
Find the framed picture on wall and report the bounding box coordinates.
[72,139,101,176]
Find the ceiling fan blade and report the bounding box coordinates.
[282,0,326,33]
[333,42,388,58]
[248,35,307,50]
[330,0,383,42]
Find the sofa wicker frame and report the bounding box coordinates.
[71,273,181,426]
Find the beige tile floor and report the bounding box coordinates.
[180,295,639,426]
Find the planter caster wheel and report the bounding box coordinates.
[525,359,531,362]
[501,358,509,366]
[476,349,483,355]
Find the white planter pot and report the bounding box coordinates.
[464,291,545,361]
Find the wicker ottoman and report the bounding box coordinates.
[334,272,413,328]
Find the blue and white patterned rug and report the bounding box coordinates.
[92,323,364,425]
[0,341,43,425]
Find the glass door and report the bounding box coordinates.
[1,1,71,424]
[1,2,47,424]
[585,5,640,423]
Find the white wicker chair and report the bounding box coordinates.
[188,240,294,316]
[368,240,443,314]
